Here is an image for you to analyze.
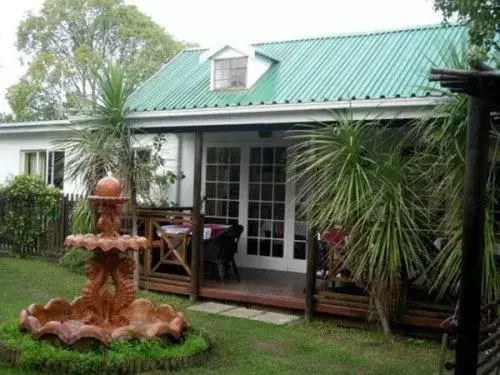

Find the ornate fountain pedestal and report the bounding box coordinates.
[18,176,186,346]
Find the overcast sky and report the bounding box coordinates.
[0,0,444,113]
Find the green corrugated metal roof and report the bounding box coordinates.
[127,24,467,112]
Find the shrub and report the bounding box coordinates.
[58,248,93,274]
[0,175,60,255]
[70,198,93,234]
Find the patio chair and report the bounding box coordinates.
[204,224,243,282]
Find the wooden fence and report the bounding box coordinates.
[0,193,84,258]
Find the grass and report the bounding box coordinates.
[0,257,443,374]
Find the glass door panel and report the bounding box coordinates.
[247,147,286,259]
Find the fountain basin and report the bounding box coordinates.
[19,298,186,346]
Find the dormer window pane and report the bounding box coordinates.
[214,57,247,89]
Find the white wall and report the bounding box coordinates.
[0,131,81,194]
[0,131,182,202]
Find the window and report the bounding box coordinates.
[21,150,65,189]
[213,57,247,90]
[134,148,152,197]
[204,147,241,224]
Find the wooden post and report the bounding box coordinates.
[305,227,317,321]
[190,131,204,302]
[455,96,491,375]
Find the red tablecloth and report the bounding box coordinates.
[322,229,345,246]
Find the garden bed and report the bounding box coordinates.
[0,320,210,374]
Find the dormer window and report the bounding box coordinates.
[213,57,247,90]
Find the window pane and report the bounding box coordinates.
[275,147,287,164]
[248,202,259,218]
[231,58,247,68]
[217,148,229,164]
[228,201,239,218]
[249,184,260,200]
[207,148,217,163]
[229,166,240,182]
[275,166,286,183]
[217,183,228,199]
[205,200,216,216]
[250,166,261,182]
[263,148,274,164]
[218,165,229,181]
[261,220,272,238]
[247,238,258,255]
[273,203,285,220]
[229,148,240,163]
[261,184,273,201]
[215,59,230,69]
[206,166,217,181]
[229,183,239,199]
[294,222,307,241]
[53,151,65,189]
[261,203,272,219]
[259,239,271,256]
[38,152,46,182]
[272,240,284,258]
[273,222,284,239]
[247,220,259,237]
[216,200,227,216]
[274,184,285,202]
[206,183,216,198]
[262,166,273,182]
[250,148,261,164]
[294,242,306,260]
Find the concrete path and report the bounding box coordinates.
[187,302,299,325]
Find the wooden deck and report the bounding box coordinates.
[140,266,452,334]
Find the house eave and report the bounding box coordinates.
[128,97,442,129]
[0,97,442,134]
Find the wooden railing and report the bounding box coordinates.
[138,209,195,286]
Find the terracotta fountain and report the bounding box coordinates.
[18,175,186,346]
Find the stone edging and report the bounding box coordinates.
[0,330,211,374]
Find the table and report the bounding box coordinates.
[158,223,230,240]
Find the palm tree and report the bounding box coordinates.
[56,64,142,287]
[410,44,499,301]
[288,118,427,334]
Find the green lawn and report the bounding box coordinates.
[0,257,442,374]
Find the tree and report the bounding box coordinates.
[8,0,186,118]
[58,63,181,287]
[289,119,427,334]
[434,0,500,53]
[410,44,499,301]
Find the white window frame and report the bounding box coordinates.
[20,150,64,189]
[212,57,248,90]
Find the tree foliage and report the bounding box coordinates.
[434,0,500,53]
[8,0,186,120]
[288,119,427,334]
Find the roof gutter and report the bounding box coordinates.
[127,97,441,120]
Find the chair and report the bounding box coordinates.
[220,224,243,282]
[204,224,243,282]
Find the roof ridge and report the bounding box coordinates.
[177,23,464,53]
[253,22,464,46]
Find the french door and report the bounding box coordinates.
[203,144,307,273]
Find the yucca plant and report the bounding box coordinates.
[409,42,499,302]
[288,118,427,334]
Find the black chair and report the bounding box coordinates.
[204,224,243,282]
